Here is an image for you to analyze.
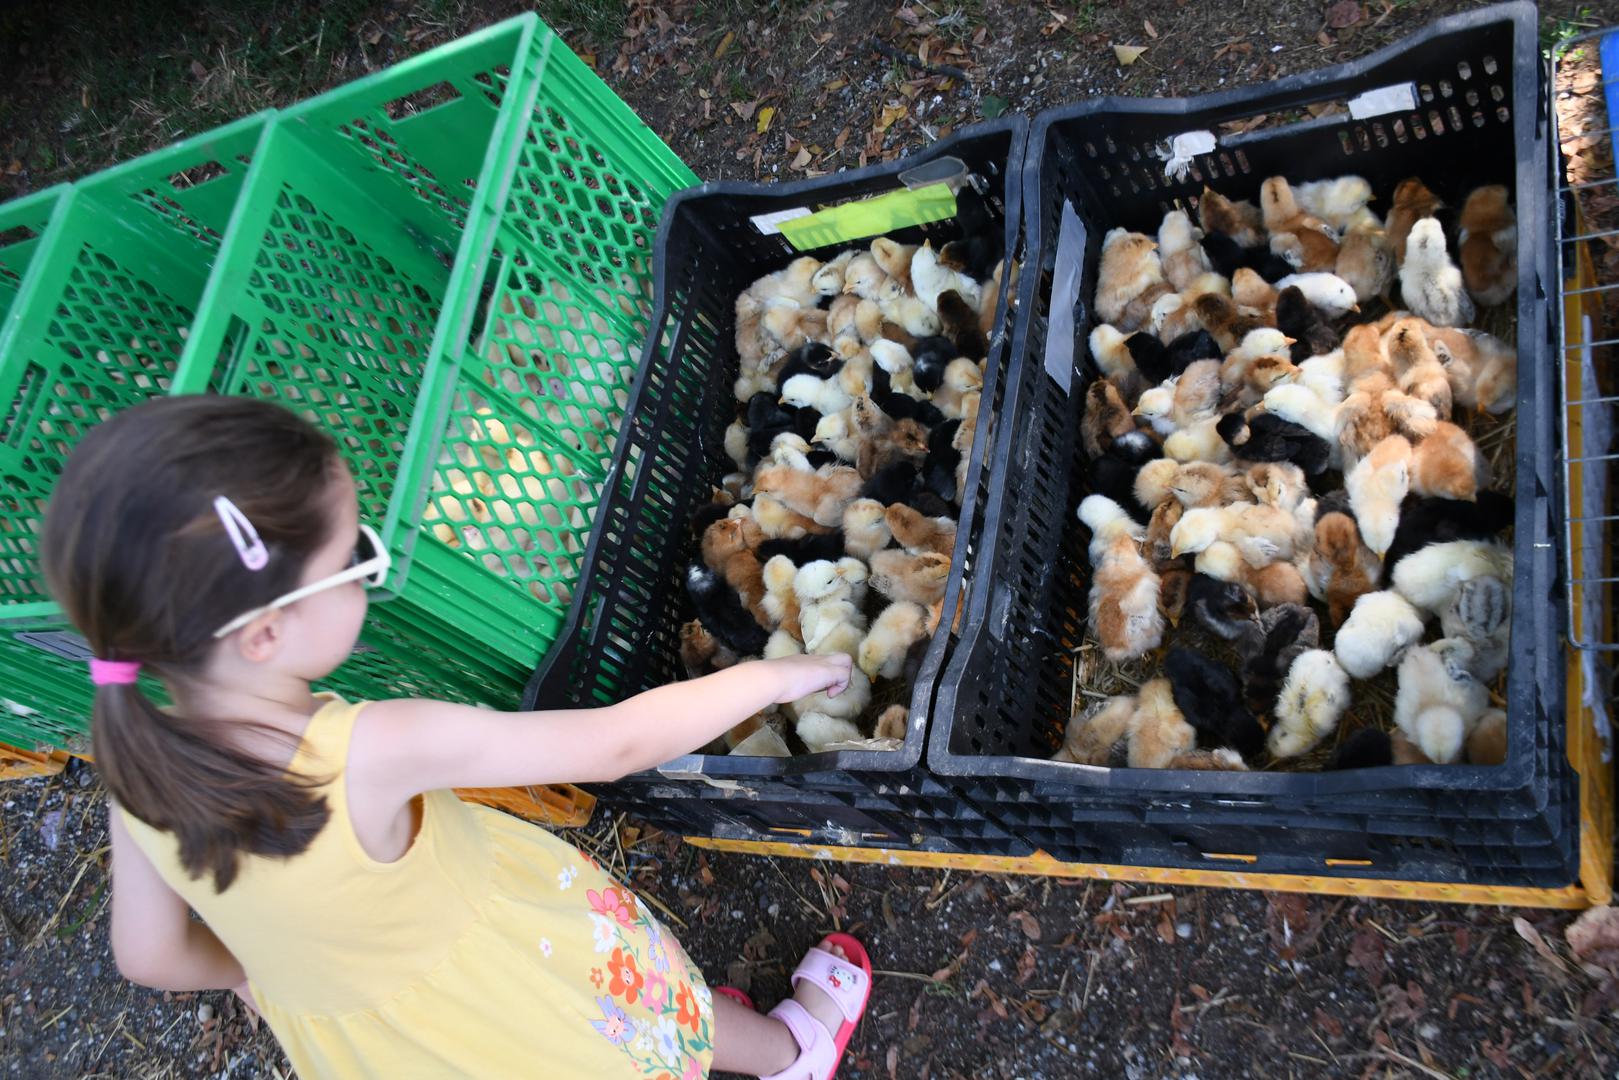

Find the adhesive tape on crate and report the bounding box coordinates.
[1347,82,1419,121]
[1160,131,1216,183]
[776,183,958,251]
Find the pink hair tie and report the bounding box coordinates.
[89,659,142,686]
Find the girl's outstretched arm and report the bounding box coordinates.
[351,654,851,800]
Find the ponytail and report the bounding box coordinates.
[93,681,329,891]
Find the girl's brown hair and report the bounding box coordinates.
[43,395,342,891]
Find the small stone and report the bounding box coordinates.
[1176,922,1193,939]
[767,903,780,918]
[197,1002,214,1023]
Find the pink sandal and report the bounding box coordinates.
[760,933,872,1080]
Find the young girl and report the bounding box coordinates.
[43,395,874,1080]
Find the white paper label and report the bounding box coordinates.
[1348,82,1419,120]
[749,207,813,235]
[1160,130,1217,182]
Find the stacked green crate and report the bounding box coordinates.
[0,118,268,748]
[173,13,697,704]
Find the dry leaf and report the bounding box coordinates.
[714,30,735,57]
[824,77,847,92]
[364,28,382,45]
[189,60,207,79]
[833,126,851,151]
[1513,916,1566,970]
[1566,906,1619,975]
[1008,910,1042,941]
[1144,19,1158,39]
[731,100,758,121]
[790,146,812,170]
[875,103,909,132]
[1016,943,1037,984]
[756,107,776,134]
[1113,44,1147,66]
[1325,0,1364,29]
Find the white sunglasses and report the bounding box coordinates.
[212,523,391,639]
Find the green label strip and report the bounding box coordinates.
[778,182,958,251]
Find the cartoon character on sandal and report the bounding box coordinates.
[710,933,873,1079]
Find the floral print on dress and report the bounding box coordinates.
[577,887,714,1078]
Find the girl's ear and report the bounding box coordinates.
[236,611,284,665]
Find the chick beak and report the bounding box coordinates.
[1170,543,1185,559]
[1349,304,1361,314]
[1281,336,1298,346]
[1131,403,1147,416]
[842,282,858,295]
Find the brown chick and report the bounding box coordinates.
[1166,748,1250,771]
[885,503,957,556]
[1145,499,1184,568]
[1169,462,1248,509]
[754,492,836,539]
[1082,378,1137,458]
[1159,564,1194,628]
[1312,511,1380,627]
[1250,560,1310,609]
[868,549,951,606]
[1336,218,1395,304]
[1245,462,1309,510]
[1054,694,1137,765]
[1193,293,1272,353]
[1386,317,1453,420]
[1342,322,1391,389]
[1386,178,1444,264]
[938,289,990,359]
[753,463,864,527]
[857,417,929,478]
[702,516,769,623]
[1232,267,1279,310]
[723,708,785,751]
[1225,353,1300,409]
[874,704,910,742]
[870,237,916,293]
[1095,229,1166,330]
[1391,728,1434,765]
[1409,421,1489,501]
[1198,186,1265,248]
[1458,185,1516,306]
[1172,359,1224,427]
[1261,176,1340,272]
[1466,708,1507,765]
[1127,678,1198,769]
[1120,281,1178,335]
[680,620,739,677]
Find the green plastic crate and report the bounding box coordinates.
[173,13,697,676]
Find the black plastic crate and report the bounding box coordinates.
[928,2,1579,887]
[523,120,1029,849]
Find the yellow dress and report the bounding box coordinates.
[119,696,715,1080]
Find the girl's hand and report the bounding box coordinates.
[763,653,853,704]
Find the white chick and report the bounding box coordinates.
[723,420,749,469]
[1133,458,1180,511]
[1294,175,1374,230]
[761,555,801,636]
[1399,218,1475,328]
[1158,209,1213,291]
[858,600,930,679]
[880,291,944,337]
[1334,590,1426,679]
[1440,574,1510,681]
[911,241,983,311]
[1261,383,1343,446]
[1391,539,1514,615]
[1269,650,1351,758]
[841,252,889,301]
[1170,503,1298,567]
[811,250,856,297]
[1132,384,1177,437]
[765,432,815,471]
[1297,348,1347,404]
[834,556,870,607]
[1344,434,1411,555]
[764,628,802,660]
[1163,418,1233,464]
[811,411,858,462]
[782,372,852,416]
[1088,324,1138,383]
[1274,272,1359,319]
[841,498,891,561]
[796,710,865,751]
[793,667,872,721]
[1393,639,1490,764]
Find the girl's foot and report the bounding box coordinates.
[771,938,851,1066]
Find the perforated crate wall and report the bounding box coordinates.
[174,14,697,674]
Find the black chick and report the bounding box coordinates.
[689,502,729,540]
[921,419,963,501]
[758,530,846,565]
[1314,489,1353,521]
[863,461,920,506]
[1328,728,1394,770]
[938,290,988,360]
[1237,603,1320,710]
[1165,647,1266,758]
[940,233,1002,285]
[1088,451,1153,525]
[1275,286,1339,363]
[1187,573,1258,641]
[1164,329,1222,374]
[1202,232,1294,283]
[685,564,769,656]
[1215,411,1332,476]
[806,448,840,469]
[872,363,947,427]
[910,336,957,393]
[907,491,954,518]
[1125,332,1172,385]
[1108,429,1161,467]
[778,342,843,383]
[1381,490,1515,585]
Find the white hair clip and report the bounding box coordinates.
[213,495,268,571]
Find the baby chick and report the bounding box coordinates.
[1216,412,1333,476]
[1127,678,1198,769]
[1170,461,1250,509]
[1079,494,1165,661]
[1386,178,1445,264]
[701,516,768,622]
[1408,421,1488,502]
[1095,228,1166,331]
[1269,650,1352,758]
[1192,292,1273,353]
[1466,708,1508,766]
[686,564,770,657]
[1391,539,1514,616]
[795,692,869,744]
[1381,490,1514,584]
[1082,378,1138,458]
[1163,417,1234,465]
[1309,511,1380,627]
[935,358,985,421]
[1399,218,1475,328]
[1166,748,1250,771]
[841,252,890,302]
[1053,694,1137,765]
[1145,500,1184,568]
[1194,540,1309,608]
[1275,286,1340,362]
[886,503,956,556]
[1393,639,1490,764]
[1294,175,1374,230]
[1262,176,1341,272]
[858,600,931,680]
[1159,209,1213,291]
[680,619,739,678]
[1244,462,1309,511]
[1328,727,1395,770]
[871,238,917,293]
[911,240,982,312]
[1231,266,1280,310]
[841,498,892,561]
[1386,317,1453,420]
[1274,272,1359,319]
[1220,326,1296,386]
[753,493,830,540]
[868,549,951,607]
[1428,325,1516,414]
[1238,602,1320,709]
[1345,434,1412,555]
[1335,215,1396,304]
[873,704,910,742]
[1170,503,1300,568]
[1334,589,1426,679]
[1440,574,1509,681]
[1186,572,1258,640]
[1198,187,1265,249]
[760,554,803,639]
[1166,646,1265,758]
[1458,184,1516,306]
[1088,324,1141,387]
[753,463,864,528]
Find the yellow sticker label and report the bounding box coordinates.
[778,182,958,251]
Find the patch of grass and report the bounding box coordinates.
[1542,6,1599,54]
[533,0,625,47]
